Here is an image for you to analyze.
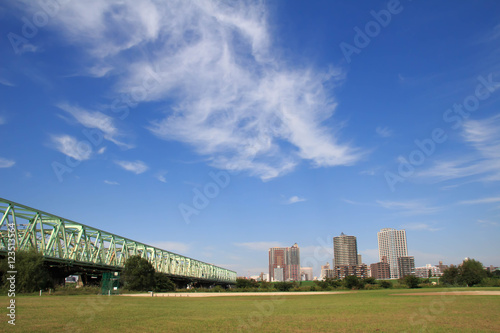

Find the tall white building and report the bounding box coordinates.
[300,267,313,281]
[320,262,331,280]
[377,228,408,279]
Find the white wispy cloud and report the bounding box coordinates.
[376,200,442,216]
[114,160,148,174]
[0,116,5,125]
[458,196,500,205]
[0,157,15,168]
[104,180,119,185]
[286,196,306,204]
[359,166,381,176]
[234,241,283,251]
[476,24,500,44]
[418,114,500,183]
[401,222,442,232]
[29,0,363,180]
[50,135,92,161]
[57,103,133,148]
[343,199,357,205]
[0,78,15,87]
[376,126,393,138]
[477,219,499,227]
[155,171,168,183]
[87,65,113,78]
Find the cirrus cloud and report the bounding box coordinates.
[114,160,148,174]
[20,0,364,180]
[0,157,15,168]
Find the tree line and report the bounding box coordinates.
[0,251,176,293]
[1,253,498,293]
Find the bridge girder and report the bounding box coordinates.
[0,198,236,284]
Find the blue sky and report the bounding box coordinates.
[1,0,500,278]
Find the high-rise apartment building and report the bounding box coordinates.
[370,261,391,279]
[377,228,408,279]
[333,233,358,266]
[269,243,300,282]
[397,256,415,278]
[332,264,368,279]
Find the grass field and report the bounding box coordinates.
[1,288,499,332]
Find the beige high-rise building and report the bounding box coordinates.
[333,233,358,266]
[377,228,408,279]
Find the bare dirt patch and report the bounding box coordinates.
[392,290,500,296]
[120,291,353,297]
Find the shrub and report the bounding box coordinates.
[274,281,296,291]
[154,273,176,292]
[403,275,420,289]
[364,283,380,290]
[314,278,342,290]
[53,285,100,295]
[363,277,377,285]
[211,285,224,292]
[236,278,259,289]
[379,280,392,289]
[479,278,500,287]
[343,275,364,290]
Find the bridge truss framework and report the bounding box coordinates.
[0,198,236,285]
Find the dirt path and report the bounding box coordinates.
[120,291,353,297]
[392,291,500,296]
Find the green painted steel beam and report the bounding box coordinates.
[0,198,236,284]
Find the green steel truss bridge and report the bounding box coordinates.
[0,198,236,285]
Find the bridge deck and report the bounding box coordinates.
[0,198,236,284]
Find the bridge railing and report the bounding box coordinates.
[0,198,236,284]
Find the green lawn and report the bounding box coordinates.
[1,288,499,332]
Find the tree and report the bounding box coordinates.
[363,277,377,285]
[154,273,176,292]
[121,256,155,291]
[441,266,460,285]
[314,278,341,290]
[0,250,53,293]
[459,259,487,287]
[259,280,273,290]
[343,275,363,290]
[403,275,420,289]
[236,278,259,289]
[274,281,296,291]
